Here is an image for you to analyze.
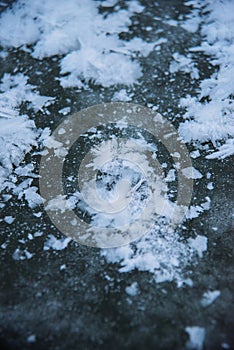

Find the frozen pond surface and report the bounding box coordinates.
[0,0,233,349]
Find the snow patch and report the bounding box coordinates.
[102,222,201,286]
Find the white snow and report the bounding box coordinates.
[125,282,140,296]
[0,73,52,204]
[178,0,234,159]
[206,139,234,159]
[185,197,211,219]
[201,290,221,307]
[188,235,207,258]
[181,1,201,33]
[165,169,176,182]
[182,167,203,179]
[169,53,199,80]
[185,326,206,350]
[112,89,133,102]
[207,182,214,190]
[0,0,157,88]
[0,0,232,287]
[12,248,34,260]
[102,223,206,285]
[4,216,15,224]
[43,234,71,251]
[0,111,38,192]
[27,335,36,343]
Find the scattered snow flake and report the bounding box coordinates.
[0,73,53,111]
[125,282,140,296]
[101,220,199,286]
[207,182,214,190]
[1,242,7,249]
[206,139,234,159]
[165,169,176,182]
[201,290,221,307]
[169,52,199,79]
[178,1,234,158]
[182,167,203,179]
[0,111,38,192]
[186,205,204,219]
[42,135,68,158]
[190,150,200,159]
[27,335,36,343]
[60,264,66,271]
[112,89,133,102]
[34,231,43,237]
[4,216,15,224]
[0,0,154,88]
[45,195,76,213]
[12,248,34,260]
[15,164,38,178]
[44,234,71,251]
[185,326,206,350]
[188,235,207,258]
[23,187,44,208]
[58,107,71,115]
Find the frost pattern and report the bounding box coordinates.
[0,74,51,199]
[0,0,157,87]
[178,0,234,158]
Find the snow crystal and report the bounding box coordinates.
[169,53,199,80]
[206,139,234,159]
[60,264,66,271]
[0,73,53,111]
[0,73,52,205]
[179,0,234,159]
[185,326,206,350]
[34,231,43,238]
[0,111,38,192]
[0,0,157,88]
